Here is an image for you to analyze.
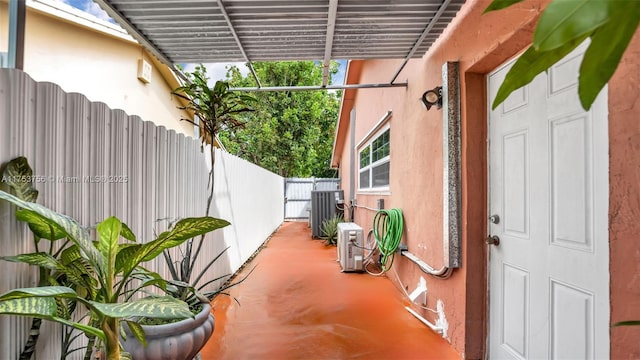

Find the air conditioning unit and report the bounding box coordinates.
[337,222,364,272]
[311,190,344,238]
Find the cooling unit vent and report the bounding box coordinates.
[337,222,364,272]
[310,190,344,238]
[137,59,152,83]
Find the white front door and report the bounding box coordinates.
[488,44,609,359]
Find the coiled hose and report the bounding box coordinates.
[372,208,404,273]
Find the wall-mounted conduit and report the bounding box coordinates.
[400,61,461,279]
[441,61,461,270]
[400,250,453,278]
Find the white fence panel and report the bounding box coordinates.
[209,147,284,272]
[0,69,283,359]
[284,177,340,219]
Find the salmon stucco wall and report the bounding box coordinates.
[335,0,553,358]
[337,0,640,357]
[608,28,640,360]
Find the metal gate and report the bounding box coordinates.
[284,177,340,220]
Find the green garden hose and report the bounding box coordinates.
[373,208,404,273]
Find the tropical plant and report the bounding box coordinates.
[173,64,255,214]
[158,218,251,312]
[0,189,229,360]
[321,214,344,246]
[615,320,640,327]
[161,239,231,309]
[485,0,640,111]
[168,66,255,308]
[0,157,84,359]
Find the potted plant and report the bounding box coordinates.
[113,66,256,359]
[0,189,229,360]
[120,299,215,360]
[120,220,245,360]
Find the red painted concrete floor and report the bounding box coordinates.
[200,221,460,360]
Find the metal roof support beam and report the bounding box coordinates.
[321,0,339,88]
[7,0,25,69]
[216,0,262,88]
[230,82,407,92]
[389,0,452,84]
[93,0,175,67]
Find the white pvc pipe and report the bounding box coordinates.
[401,250,452,278]
[405,306,444,334]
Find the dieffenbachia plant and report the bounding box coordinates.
[0,157,78,359]
[0,190,229,360]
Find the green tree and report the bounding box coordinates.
[219,61,341,178]
[486,0,640,111]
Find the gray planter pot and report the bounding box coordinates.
[122,303,215,360]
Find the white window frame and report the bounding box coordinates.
[357,123,390,192]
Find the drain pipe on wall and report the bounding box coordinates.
[399,275,449,337]
[405,306,445,335]
[348,108,356,220]
[399,247,453,279]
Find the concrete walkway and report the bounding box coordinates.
[200,221,459,360]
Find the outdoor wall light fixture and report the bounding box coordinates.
[421,86,443,110]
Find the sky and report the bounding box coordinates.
[58,0,347,85]
[62,0,113,22]
[183,61,347,87]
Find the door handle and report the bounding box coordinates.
[486,235,500,246]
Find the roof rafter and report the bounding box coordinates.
[389,0,454,84]
[321,0,339,88]
[216,0,262,87]
[93,0,175,67]
[230,82,407,92]
[95,0,465,91]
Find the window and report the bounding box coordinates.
[359,128,390,190]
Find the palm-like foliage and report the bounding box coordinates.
[0,190,230,360]
[173,64,255,216]
[166,65,255,306]
[160,242,256,311]
[173,65,255,147]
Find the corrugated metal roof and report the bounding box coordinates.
[95,0,464,66]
